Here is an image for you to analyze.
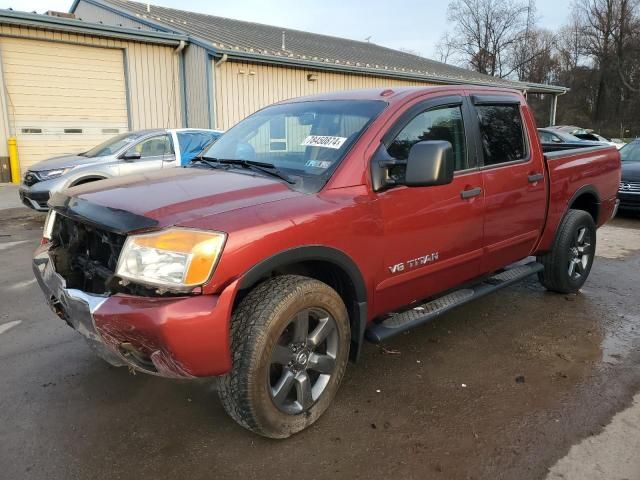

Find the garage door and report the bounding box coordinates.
[0,37,129,172]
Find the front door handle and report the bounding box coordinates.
[460,187,482,199]
[528,173,544,183]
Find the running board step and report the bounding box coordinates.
[365,262,544,343]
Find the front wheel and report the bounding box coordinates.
[537,209,597,293]
[218,275,350,438]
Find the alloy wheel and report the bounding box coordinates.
[568,226,592,280]
[268,308,338,415]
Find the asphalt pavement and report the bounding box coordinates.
[0,183,22,210]
[1,205,639,480]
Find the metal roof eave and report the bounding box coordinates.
[0,8,188,45]
[520,83,570,95]
[212,49,568,94]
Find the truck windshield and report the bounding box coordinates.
[199,100,386,191]
[82,133,141,158]
[620,142,640,162]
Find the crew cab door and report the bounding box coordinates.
[120,134,175,175]
[373,96,485,315]
[469,94,547,273]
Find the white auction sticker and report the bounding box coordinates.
[301,135,347,149]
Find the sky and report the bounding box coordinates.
[0,0,573,58]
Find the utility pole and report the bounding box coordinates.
[521,0,535,80]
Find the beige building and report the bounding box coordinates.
[0,9,186,177]
[0,1,567,180]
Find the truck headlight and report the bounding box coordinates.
[116,228,226,289]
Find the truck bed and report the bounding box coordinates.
[541,142,603,153]
[536,145,621,251]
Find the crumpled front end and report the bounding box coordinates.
[33,247,126,368]
[33,241,236,378]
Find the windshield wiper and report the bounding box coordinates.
[203,157,295,184]
[190,157,230,169]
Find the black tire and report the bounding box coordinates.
[537,209,597,293]
[218,275,350,438]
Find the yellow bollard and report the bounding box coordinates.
[8,136,20,184]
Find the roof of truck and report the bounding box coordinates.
[276,85,524,104]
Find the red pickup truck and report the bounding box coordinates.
[33,86,620,438]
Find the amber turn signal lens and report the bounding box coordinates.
[116,228,227,289]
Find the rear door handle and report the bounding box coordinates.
[460,187,482,199]
[528,173,544,183]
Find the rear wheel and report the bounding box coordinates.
[218,275,350,438]
[537,209,597,293]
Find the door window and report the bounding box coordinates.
[387,106,468,171]
[476,105,527,166]
[130,135,173,158]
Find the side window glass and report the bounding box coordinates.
[476,105,526,165]
[131,135,172,159]
[387,106,468,171]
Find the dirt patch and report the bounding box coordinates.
[596,224,640,259]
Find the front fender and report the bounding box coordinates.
[236,245,369,361]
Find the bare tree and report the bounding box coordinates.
[556,15,587,72]
[438,0,640,136]
[435,33,456,63]
[575,0,640,127]
[510,28,559,83]
[445,0,530,76]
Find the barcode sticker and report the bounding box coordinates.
[301,135,347,149]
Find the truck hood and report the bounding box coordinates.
[55,167,303,231]
[621,162,640,182]
[29,153,105,171]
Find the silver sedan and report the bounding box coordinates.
[19,128,222,211]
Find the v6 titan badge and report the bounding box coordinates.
[388,252,439,274]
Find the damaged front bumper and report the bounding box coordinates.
[33,245,236,378]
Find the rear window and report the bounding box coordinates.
[476,105,527,166]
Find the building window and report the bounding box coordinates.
[64,128,83,134]
[21,128,42,134]
[102,128,120,134]
[269,116,287,152]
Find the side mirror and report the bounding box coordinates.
[122,151,141,161]
[552,137,561,143]
[405,141,454,187]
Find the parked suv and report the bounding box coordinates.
[19,128,222,211]
[33,87,620,438]
[618,139,640,211]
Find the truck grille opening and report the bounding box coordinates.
[49,214,125,295]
